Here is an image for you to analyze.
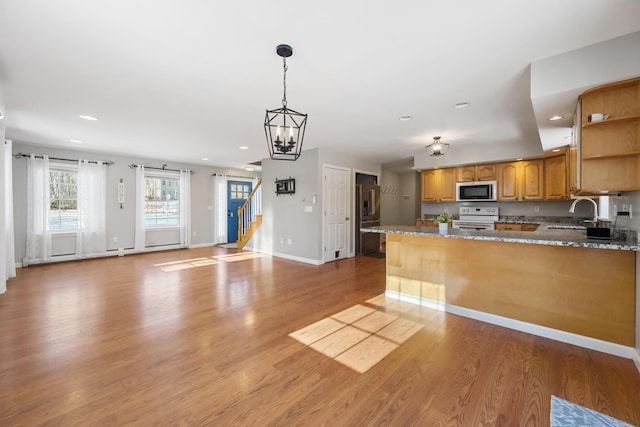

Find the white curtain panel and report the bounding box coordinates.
[212,174,227,244]
[25,154,51,263]
[134,165,145,252]
[179,170,191,247]
[75,160,107,257]
[4,140,16,280]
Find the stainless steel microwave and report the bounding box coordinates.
[456,180,497,201]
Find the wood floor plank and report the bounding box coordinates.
[1,246,639,426]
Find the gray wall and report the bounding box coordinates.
[380,168,421,226]
[380,169,400,226]
[11,141,259,262]
[252,147,381,263]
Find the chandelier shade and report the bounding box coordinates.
[264,44,308,161]
[425,136,449,156]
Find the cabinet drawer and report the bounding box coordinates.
[495,223,522,231]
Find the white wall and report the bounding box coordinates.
[11,141,259,263]
[0,98,6,292]
[252,147,381,263]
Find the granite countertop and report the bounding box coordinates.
[363,223,639,251]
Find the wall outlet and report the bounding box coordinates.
[287,238,293,245]
[534,206,540,213]
[280,237,284,244]
[113,236,119,243]
[192,231,197,236]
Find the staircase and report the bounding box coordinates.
[237,179,263,250]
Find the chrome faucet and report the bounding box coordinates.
[569,197,598,224]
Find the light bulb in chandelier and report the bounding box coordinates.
[425,136,449,157]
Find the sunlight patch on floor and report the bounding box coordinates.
[288,294,426,373]
[154,252,265,271]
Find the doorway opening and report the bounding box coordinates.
[227,180,253,243]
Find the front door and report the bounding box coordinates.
[227,180,252,243]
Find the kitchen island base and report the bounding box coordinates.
[386,233,635,347]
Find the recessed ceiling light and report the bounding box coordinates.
[239,146,249,150]
[398,116,413,121]
[245,167,255,171]
[453,102,470,109]
[548,115,563,121]
[552,149,561,152]
[201,157,209,161]
[79,115,98,121]
[516,158,523,161]
[564,135,572,139]
[70,139,83,144]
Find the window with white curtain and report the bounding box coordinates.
[49,166,78,231]
[144,175,180,227]
[144,176,180,227]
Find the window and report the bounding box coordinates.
[49,168,78,231]
[144,175,180,226]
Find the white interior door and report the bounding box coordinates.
[323,166,349,263]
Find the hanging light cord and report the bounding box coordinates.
[282,57,288,108]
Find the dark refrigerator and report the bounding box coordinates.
[356,184,381,255]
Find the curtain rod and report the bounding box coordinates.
[129,163,195,175]
[212,173,259,179]
[15,152,114,165]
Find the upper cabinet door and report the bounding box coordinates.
[439,168,457,202]
[421,170,438,202]
[456,166,476,182]
[521,160,544,200]
[545,154,568,200]
[497,162,519,201]
[475,164,497,181]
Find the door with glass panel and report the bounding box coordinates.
[227,181,252,243]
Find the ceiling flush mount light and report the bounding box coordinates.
[425,136,449,157]
[548,115,563,121]
[399,115,413,121]
[79,115,98,121]
[264,44,308,161]
[239,146,249,150]
[70,139,83,144]
[453,102,470,109]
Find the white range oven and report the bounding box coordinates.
[451,206,499,231]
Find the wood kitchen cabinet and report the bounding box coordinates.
[456,164,496,182]
[495,223,522,231]
[544,147,570,200]
[580,77,640,192]
[495,223,539,231]
[497,160,544,201]
[421,168,456,202]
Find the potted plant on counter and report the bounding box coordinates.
[434,212,452,234]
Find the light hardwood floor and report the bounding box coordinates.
[1,247,639,426]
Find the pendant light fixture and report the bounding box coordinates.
[425,136,449,156]
[264,44,308,161]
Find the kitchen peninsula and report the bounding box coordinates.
[363,225,640,363]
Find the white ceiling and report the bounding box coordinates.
[1,1,640,171]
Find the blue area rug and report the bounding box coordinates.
[551,396,634,427]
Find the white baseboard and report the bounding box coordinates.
[385,290,640,371]
[246,245,323,265]
[188,242,214,249]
